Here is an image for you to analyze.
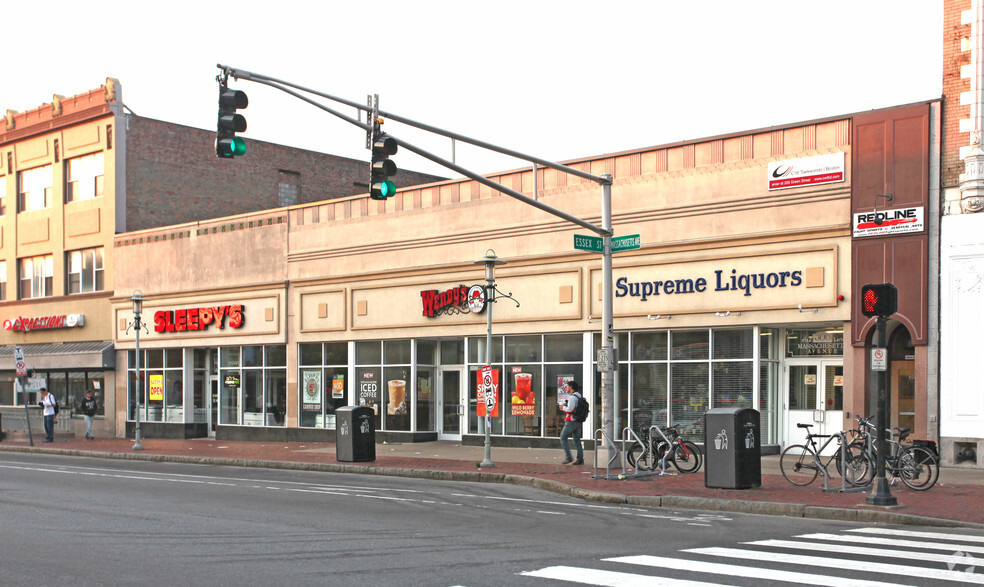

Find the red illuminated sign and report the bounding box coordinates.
[153,305,245,333]
[3,314,84,332]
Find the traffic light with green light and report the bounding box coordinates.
[369,135,398,199]
[860,283,898,317]
[216,85,248,158]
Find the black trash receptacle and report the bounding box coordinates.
[704,407,761,489]
[336,406,375,462]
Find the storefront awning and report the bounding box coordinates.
[0,341,115,370]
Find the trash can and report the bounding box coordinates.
[704,407,761,489]
[335,405,375,462]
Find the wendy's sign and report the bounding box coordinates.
[154,305,245,333]
[421,285,486,317]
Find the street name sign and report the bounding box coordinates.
[574,233,641,253]
[573,234,603,252]
[612,234,641,252]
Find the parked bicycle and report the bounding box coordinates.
[779,423,864,486]
[626,424,703,473]
[842,415,939,491]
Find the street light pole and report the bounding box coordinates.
[130,291,145,451]
[476,250,506,469]
[866,315,896,506]
[599,177,616,463]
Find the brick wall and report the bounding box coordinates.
[124,117,444,231]
[942,0,971,188]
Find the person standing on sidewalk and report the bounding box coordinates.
[559,380,584,465]
[80,389,98,440]
[38,387,57,443]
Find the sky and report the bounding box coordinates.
[3,0,943,179]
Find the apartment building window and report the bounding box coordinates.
[278,170,299,207]
[0,261,6,301]
[67,247,104,294]
[19,255,53,299]
[0,174,6,215]
[65,152,105,202]
[18,164,53,212]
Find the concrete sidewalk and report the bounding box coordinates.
[2,436,982,528]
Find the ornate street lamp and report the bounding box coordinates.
[129,290,145,451]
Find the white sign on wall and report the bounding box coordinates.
[768,152,845,190]
[853,206,925,238]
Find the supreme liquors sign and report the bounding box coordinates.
[768,152,845,190]
[853,206,924,238]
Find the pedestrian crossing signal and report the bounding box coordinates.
[861,283,897,317]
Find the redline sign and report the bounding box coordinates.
[3,314,84,332]
[153,305,245,333]
[853,207,924,238]
[768,153,845,190]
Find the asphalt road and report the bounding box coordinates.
[1,453,981,586]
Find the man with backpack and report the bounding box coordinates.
[560,380,587,465]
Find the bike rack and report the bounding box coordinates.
[591,427,622,480]
[822,431,870,493]
[647,424,676,476]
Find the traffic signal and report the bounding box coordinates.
[860,283,898,317]
[369,135,398,199]
[216,85,248,158]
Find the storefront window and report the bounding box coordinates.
[299,342,348,429]
[467,336,502,363]
[505,335,541,363]
[760,329,780,444]
[126,349,181,422]
[416,341,437,432]
[503,364,541,436]
[217,345,286,427]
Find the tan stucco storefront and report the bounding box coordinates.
[111,106,933,451]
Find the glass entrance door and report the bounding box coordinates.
[438,367,464,440]
[783,359,844,452]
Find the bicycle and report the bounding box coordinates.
[779,423,864,486]
[842,415,939,491]
[626,424,703,473]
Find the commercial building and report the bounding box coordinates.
[940,0,984,467]
[110,101,938,452]
[0,80,443,439]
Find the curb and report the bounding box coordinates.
[3,445,981,529]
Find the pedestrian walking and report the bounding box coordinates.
[80,389,98,439]
[38,387,57,443]
[559,380,584,465]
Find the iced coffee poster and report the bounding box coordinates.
[510,370,535,416]
[386,377,407,416]
[359,370,379,415]
[302,370,322,411]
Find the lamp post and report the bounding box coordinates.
[475,250,506,469]
[130,290,145,451]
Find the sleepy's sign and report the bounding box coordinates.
[154,305,244,333]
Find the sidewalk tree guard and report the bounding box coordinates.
[215,64,620,462]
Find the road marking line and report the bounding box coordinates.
[521,565,733,586]
[685,547,983,584]
[797,533,984,555]
[609,555,908,587]
[847,527,984,544]
[747,539,984,567]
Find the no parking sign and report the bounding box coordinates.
[14,346,26,377]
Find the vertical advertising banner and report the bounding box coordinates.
[510,368,535,416]
[302,370,322,411]
[476,367,499,417]
[359,370,380,415]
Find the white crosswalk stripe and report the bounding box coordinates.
[519,527,984,586]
